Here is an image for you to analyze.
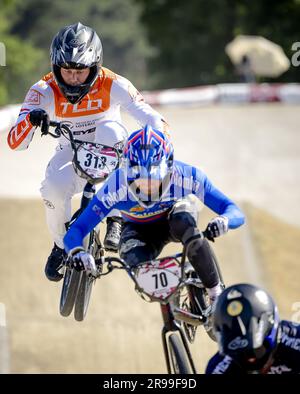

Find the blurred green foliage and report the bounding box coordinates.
[136,0,300,88]
[0,0,299,105]
[0,0,151,105]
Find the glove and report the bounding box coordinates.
[29,109,49,129]
[71,251,97,277]
[205,216,229,240]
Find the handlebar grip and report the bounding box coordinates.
[203,229,215,242]
[41,118,50,135]
[49,121,60,127]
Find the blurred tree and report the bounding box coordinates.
[136,0,300,88]
[10,0,153,89]
[0,0,153,104]
[0,0,43,105]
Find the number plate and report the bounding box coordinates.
[76,142,118,179]
[134,258,181,301]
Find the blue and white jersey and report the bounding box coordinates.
[206,320,300,374]
[64,160,245,252]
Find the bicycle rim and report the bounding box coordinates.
[74,272,94,321]
[73,230,98,321]
[168,334,192,374]
[60,267,82,317]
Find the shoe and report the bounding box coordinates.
[203,296,218,341]
[45,243,65,282]
[104,217,122,252]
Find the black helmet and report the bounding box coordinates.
[50,22,103,104]
[213,283,280,372]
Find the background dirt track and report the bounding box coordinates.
[1,104,299,373]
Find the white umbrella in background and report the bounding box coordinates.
[225,35,290,77]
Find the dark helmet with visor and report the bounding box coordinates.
[213,283,280,372]
[50,22,103,104]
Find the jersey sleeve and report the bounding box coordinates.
[111,74,169,134]
[7,79,52,150]
[63,169,126,253]
[194,167,245,229]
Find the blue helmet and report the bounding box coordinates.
[124,125,174,207]
[213,283,280,372]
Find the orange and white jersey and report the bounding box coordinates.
[7,67,168,150]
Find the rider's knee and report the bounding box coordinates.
[169,212,197,242]
[40,175,72,204]
[40,183,65,204]
[119,239,148,267]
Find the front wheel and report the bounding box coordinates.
[60,267,82,317]
[73,229,100,321]
[74,272,95,321]
[168,334,193,374]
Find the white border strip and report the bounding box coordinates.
[0,303,6,327]
[0,303,10,374]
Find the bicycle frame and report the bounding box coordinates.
[42,121,120,320]
[99,240,211,375]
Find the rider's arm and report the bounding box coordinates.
[63,169,125,254]
[194,168,245,229]
[7,79,52,150]
[111,74,170,134]
[63,195,114,254]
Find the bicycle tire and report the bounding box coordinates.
[73,229,98,321]
[59,267,82,317]
[168,334,192,374]
[74,271,94,321]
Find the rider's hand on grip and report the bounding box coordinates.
[71,251,97,277]
[205,216,229,241]
[29,109,50,133]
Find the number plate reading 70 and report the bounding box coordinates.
[135,258,181,300]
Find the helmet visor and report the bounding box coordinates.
[126,157,171,206]
[127,157,169,181]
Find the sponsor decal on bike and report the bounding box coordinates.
[228,336,248,350]
[227,300,243,316]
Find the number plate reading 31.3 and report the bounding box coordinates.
[135,258,181,300]
[77,143,118,179]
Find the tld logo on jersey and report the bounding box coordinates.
[60,99,103,116]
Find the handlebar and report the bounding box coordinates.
[41,120,71,139]
[96,230,212,277]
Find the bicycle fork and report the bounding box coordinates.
[160,303,197,374]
